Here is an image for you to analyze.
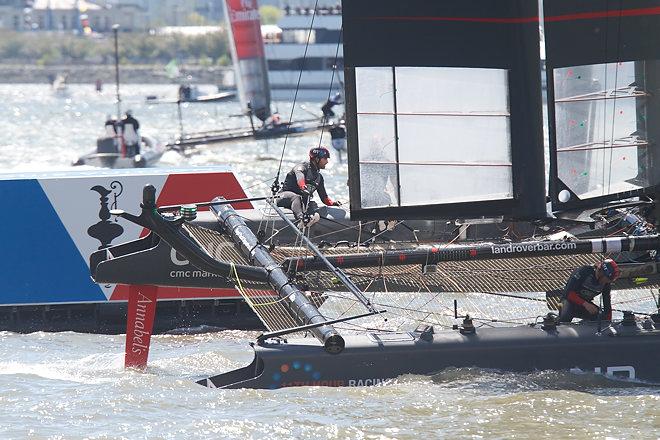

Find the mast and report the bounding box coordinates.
[112,24,121,120]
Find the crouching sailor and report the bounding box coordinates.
[558,259,620,323]
[277,146,342,228]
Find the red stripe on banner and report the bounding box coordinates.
[137,171,252,238]
[124,285,158,370]
[366,7,660,24]
[157,172,251,210]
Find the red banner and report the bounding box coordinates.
[124,285,158,370]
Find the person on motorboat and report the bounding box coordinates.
[104,114,118,137]
[277,146,341,228]
[119,110,141,157]
[558,259,620,323]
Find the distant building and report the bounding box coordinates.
[0,0,34,30]
[30,0,103,32]
[0,0,230,32]
[264,2,343,101]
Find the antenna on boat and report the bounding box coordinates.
[176,99,184,138]
[112,24,121,120]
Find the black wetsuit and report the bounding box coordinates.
[558,265,612,322]
[277,160,334,220]
[321,94,342,119]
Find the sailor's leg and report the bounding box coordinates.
[303,200,321,227]
[558,300,578,323]
[305,200,320,215]
[276,192,292,209]
[277,191,304,220]
[291,195,306,220]
[580,302,601,321]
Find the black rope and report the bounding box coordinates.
[605,0,624,195]
[317,25,344,148]
[272,0,320,195]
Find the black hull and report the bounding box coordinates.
[199,321,660,389]
[169,119,325,149]
[0,298,262,334]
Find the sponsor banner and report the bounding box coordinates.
[0,167,250,305]
[490,241,577,255]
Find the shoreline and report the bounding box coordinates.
[0,64,232,85]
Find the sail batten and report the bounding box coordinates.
[344,0,545,220]
[546,0,660,212]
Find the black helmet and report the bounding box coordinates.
[309,146,330,160]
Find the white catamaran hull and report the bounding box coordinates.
[73,135,165,169]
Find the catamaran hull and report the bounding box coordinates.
[198,322,660,389]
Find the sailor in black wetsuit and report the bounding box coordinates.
[277,146,341,227]
[558,259,620,323]
[321,92,342,120]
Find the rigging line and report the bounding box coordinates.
[317,25,344,148]
[273,0,320,189]
[359,221,404,245]
[243,175,278,192]
[308,220,379,240]
[651,289,660,308]
[599,0,612,201]
[606,0,625,196]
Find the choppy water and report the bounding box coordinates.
[0,84,659,439]
[0,83,349,200]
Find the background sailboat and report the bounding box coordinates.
[168,0,330,150]
[145,59,236,104]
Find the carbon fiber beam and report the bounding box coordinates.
[286,235,660,271]
[211,197,345,354]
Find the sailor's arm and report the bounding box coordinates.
[602,284,612,320]
[317,176,339,206]
[564,269,591,309]
[294,165,306,191]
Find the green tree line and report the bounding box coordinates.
[0,5,282,67]
[0,30,231,66]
